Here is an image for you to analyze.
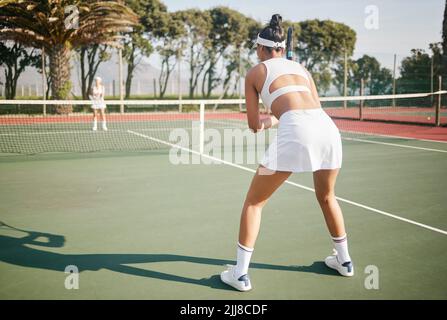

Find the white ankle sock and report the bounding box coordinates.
[234,242,253,278]
[332,234,351,263]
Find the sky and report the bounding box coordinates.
[4,0,445,95]
[163,0,445,68]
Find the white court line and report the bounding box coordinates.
[128,129,447,236]
[0,127,191,136]
[343,137,447,153]
[340,129,447,144]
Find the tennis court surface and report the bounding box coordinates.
[1,96,446,299]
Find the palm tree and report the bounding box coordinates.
[0,0,138,113]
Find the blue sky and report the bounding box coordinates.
[164,0,445,69]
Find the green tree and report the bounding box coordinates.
[218,16,261,99]
[77,44,111,99]
[31,50,52,99]
[0,0,138,112]
[353,55,392,95]
[369,67,392,95]
[202,6,256,97]
[332,57,357,95]
[0,42,39,99]
[123,0,166,98]
[297,19,356,94]
[157,12,185,98]
[397,44,443,94]
[201,7,249,98]
[175,9,212,98]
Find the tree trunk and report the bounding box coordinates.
[5,66,15,99]
[49,44,72,113]
[80,48,87,99]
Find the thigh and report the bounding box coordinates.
[245,166,292,205]
[313,169,339,196]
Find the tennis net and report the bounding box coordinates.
[0,92,445,154]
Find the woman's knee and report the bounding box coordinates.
[244,195,267,209]
[315,190,335,205]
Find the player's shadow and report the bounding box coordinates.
[0,222,337,292]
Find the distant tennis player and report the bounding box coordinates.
[89,76,107,131]
[221,14,353,291]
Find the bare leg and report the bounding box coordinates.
[100,109,106,122]
[313,169,346,237]
[100,108,107,130]
[92,109,98,130]
[238,167,291,248]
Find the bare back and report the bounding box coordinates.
[248,60,321,120]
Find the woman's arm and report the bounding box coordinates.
[245,66,278,133]
[245,68,261,132]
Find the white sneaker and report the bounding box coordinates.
[220,264,252,292]
[92,126,97,131]
[325,250,354,277]
[102,125,108,131]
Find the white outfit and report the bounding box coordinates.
[90,85,106,110]
[259,58,342,173]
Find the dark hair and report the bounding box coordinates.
[259,14,284,53]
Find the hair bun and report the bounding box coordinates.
[269,14,282,28]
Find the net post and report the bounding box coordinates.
[199,101,205,154]
[436,75,442,126]
[359,78,364,121]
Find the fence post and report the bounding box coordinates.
[392,53,396,107]
[239,47,243,112]
[343,47,347,109]
[359,78,364,121]
[42,47,47,116]
[153,78,157,98]
[199,102,205,155]
[118,48,124,114]
[178,55,182,112]
[435,75,442,126]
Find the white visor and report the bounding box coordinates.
[256,34,286,49]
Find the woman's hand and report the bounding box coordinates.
[259,115,278,131]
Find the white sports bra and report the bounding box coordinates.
[260,58,311,110]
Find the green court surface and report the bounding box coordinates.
[0,130,446,299]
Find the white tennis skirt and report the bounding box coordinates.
[91,101,107,110]
[261,108,342,173]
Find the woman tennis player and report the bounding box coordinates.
[89,76,107,131]
[220,14,354,291]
